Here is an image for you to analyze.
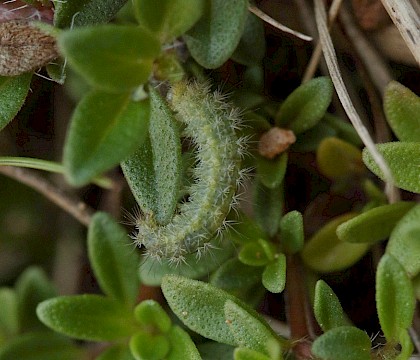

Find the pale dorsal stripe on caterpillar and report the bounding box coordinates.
[135,81,246,264]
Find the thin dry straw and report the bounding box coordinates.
[314,0,397,203]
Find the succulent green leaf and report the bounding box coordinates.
[387,204,420,277]
[253,180,283,237]
[384,81,420,142]
[231,13,266,66]
[139,239,234,286]
[130,331,170,360]
[225,211,268,245]
[15,267,56,332]
[134,300,171,333]
[314,280,349,332]
[184,0,249,69]
[211,258,263,293]
[363,142,420,194]
[275,77,333,134]
[162,275,275,346]
[234,348,271,360]
[133,0,205,42]
[58,25,160,92]
[292,121,336,152]
[316,137,364,179]
[397,329,414,360]
[279,210,304,254]
[224,300,283,356]
[301,213,370,273]
[96,345,135,360]
[88,212,140,307]
[0,74,32,132]
[262,254,286,294]
[256,153,288,189]
[0,288,18,339]
[167,325,202,360]
[63,90,150,186]
[376,254,415,342]
[54,0,128,28]
[336,202,415,244]
[238,240,272,267]
[311,326,371,360]
[36,295,137,341]
[198,342,235,360]
[0,332,83,360]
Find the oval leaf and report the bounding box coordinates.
[54,0,127,28]
[387,204,420,277]
[133,0,205,42]
[363,142,420,194]
[336,202,415,244]
[301,213,370,273]
[314,280,349,332]
[384,81,420,142]
[36,295,137,341]
[376,254,415,342]
[279,210,304,254]
[262,254,286,294]
[63,90,150,186]
[167,326,202,360]
[0,332,83,360]
[184,0,248,69]
[130,331,170,360]
[58,25,160,91]
[224,300,283,356]
[0,74,31,131]
[317,137,364,179]
[256,153,288,189]
[134,300,171,333]
[311,326,371,360]
[88,212,140,307]
[275,77,333,134]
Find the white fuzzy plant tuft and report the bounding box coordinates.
[134,81,247,264]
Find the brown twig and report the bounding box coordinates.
[0,165,94,227]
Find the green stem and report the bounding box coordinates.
[0,157,113,189]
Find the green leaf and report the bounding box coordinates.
[0,74,32,131]
[15,267,56,332]
[0,332,83,360]
[322,113,362,147]
[316,137,364,179]
[234,348,271,360]
[36,295,137,341]
[198,342,235,360]
[134,300,171,333]
[184,0,249,69]
[211,258,262,293]
[275,77,333,134]
[362,142,420,194]
[256,153,288,189]
[133,0,205,42]
[336,202,415,244]
[253,180,283,237]
[376,254,415,342]
[63,90,150,186]
[96,344,135,360]
[231,13,265,66]
[224,300,283,356]
[311,326,371,360]
[130,331,170,360]
[225,211,268,245]
[167,326,202,360]
[301,213,370,273]
[279,210,304,254]
[162,275,275,346]
[387,204,420,277]
[54,0,128,28]
[397,329,414,360]
[46,59,66,85]
[314,280,349,332]
[88,212,140,307]
[238,240,274,267]
[262,254,286,294]
[58,25,160,92]
[139,238,234,286]
[0,288,18,339]
[384,81,420,142]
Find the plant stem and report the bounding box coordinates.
[0,165,94,226]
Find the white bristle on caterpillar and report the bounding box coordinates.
[134,81,248,264]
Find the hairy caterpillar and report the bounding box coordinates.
[134,81,247,264]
